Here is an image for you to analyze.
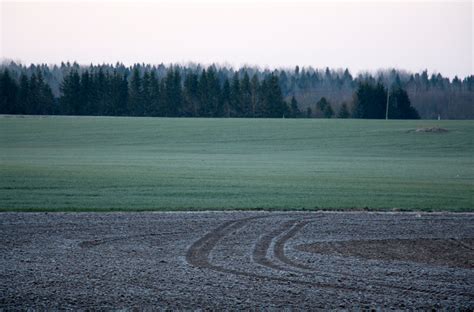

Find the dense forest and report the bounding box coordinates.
[0,62,472,119]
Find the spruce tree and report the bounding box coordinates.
[128,67,143,116]
[60,70,81,115]
[164,68,182,117]
[184,72,199,117]
[18,74,29,114]
[262,74,289,118]
[240,72,252,117]
[221,78,231,117]
[250,74,260,117]
[388,87,420,119]
[205,67,222,117]
[230,73,241,117]
[290,96,300,118]
[337,102,350,118]
[0,69,19,114]
[352,82,386,119]
[148,71,160,116]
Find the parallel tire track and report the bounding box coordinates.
[185,216,473,299]
[252,220,299,272]
[185,216,405,294]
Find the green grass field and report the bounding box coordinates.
[0,116,472,212]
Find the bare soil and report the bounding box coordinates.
[0,211,473,310]
[297,238,474,269]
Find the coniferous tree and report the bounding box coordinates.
[290,96,300,118]
[0,69,19,114]
[352,82,386,119]
[230,73,241,117]
[323,103,334,118]
[0,62,471,119]
[261,74,289,118]
[240,72,252,117]
[142,71,152,115]
[388,87,420,119]
[147,71,160,116]
[164,68,182,117]
[221,78,231,118]
[316,97,334,118]
[184,72,199,117]
[109,71,129,116]
[250,74,260,117]
[96,69,110,115]
[80,70,94,115]
[205,67,222,117]
[128,67,143,116]
[337,102,350,118]
[18,74,30,114]
[198,69,209,116]
[34,70,55,115]
[60,70,81,115]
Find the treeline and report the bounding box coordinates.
[0,62,472,119]
[0,66,292,118]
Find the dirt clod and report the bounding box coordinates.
[415,127,448,133]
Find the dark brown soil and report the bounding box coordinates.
[297,238,474,269]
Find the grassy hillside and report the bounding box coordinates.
[0,116,472,211]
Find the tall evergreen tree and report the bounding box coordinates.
[250,74,260,117]
[60,70,81,115]
[240,72,252,117]
[290,96,300,118]
[388,87,420,119]
[164,68,182,117]
[221,78,231,118]
[147,71,160,116]
[337,102,350,118]
[94,68,109,115]
[109,71,129,116]
[352,82,386,119]
[205,67,222,117]
[80,70,95,115]
[230,73,241,117]
[261,74,289,118]
[184,72,199,117]
[128,67,143,116]
[0,69,19,114]
[34,70,55,115]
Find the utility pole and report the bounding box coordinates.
[385,88,390,120]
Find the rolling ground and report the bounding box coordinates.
[0,212,473,309]
[0,116,472,211]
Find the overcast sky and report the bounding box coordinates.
[1,0,472,78]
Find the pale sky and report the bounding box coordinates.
[1,0,472,78]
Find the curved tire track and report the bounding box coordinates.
[252,220,299,272]
[274,220,314,271]
[185,215,472,299]
[186,216,399,294]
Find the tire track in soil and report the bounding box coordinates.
[274,220,314,271]
[186,215,472,299]
[449,238,474,251]
[186,216,368,292]
[274,223,474,299]
[252,220,301,272]
[186,216,409,294]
